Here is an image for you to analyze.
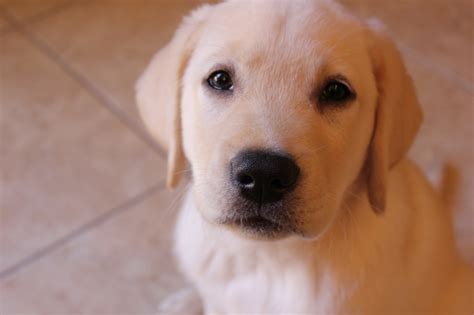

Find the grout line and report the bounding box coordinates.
[0,180,166,282]
[0,7,167,160]
[0,1,77,35]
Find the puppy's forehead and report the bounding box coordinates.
[197,0,363,73]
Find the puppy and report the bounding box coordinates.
[136,0,474,313]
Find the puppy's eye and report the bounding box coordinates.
[207,70,233,91]
[319,80,353,103]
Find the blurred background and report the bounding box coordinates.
[0,0,472,313]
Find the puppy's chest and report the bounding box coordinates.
[190,245,323,312]
[216,260,321,312]
[175,201,339,313]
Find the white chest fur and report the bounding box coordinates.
[173,189,346,314]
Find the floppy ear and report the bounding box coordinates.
[135,5,212,188]
[366,20,423,213]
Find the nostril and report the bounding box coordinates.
[238,174,254,188]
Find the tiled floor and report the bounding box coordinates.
[0,0,472,313]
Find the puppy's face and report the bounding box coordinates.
[180,2,378,239]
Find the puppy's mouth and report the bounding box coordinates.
[239,215,283,230]
[220,214,290,238]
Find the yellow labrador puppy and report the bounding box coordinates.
[136,0,474,313]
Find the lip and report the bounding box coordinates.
[225,215,286,234]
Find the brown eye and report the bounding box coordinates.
[319,80,353,103]
[207,70,233,91]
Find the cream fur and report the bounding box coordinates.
[136,1,474,314]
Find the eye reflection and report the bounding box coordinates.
[207,70,233,91]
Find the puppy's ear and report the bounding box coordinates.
[135,5,212,188]
[366,20,423,213]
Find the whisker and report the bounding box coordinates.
[158,182,190,224]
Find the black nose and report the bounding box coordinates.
[230,150,300,204]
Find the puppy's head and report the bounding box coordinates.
[136,0,422,240]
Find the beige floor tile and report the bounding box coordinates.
[342,0,474,88]
[25,0,208,124]
[0,0,72,23]
[0,186,188,314]
[403,52,474,263]
[0,14,8,30]
[0,31,166,270]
